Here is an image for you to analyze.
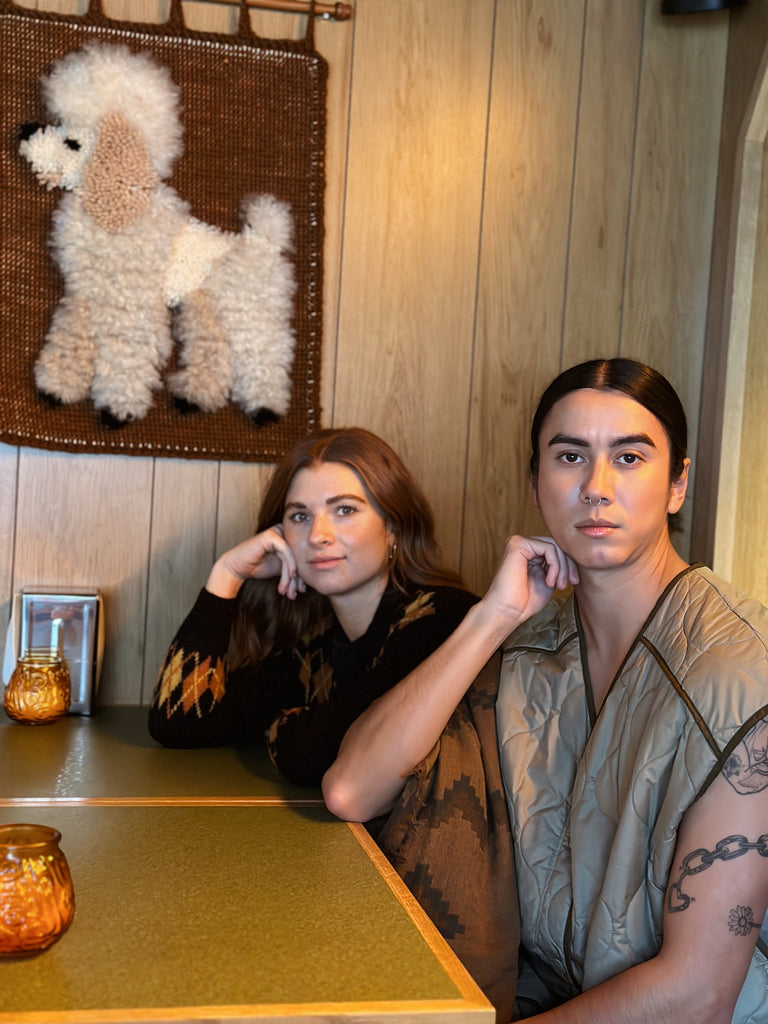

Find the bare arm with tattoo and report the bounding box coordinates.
[523,718,768,1024]
[723,720,768,795]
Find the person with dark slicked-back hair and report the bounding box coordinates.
[324,360,768,1024]
[148,426,520,1023]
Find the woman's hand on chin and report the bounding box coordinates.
[205,525,306,600]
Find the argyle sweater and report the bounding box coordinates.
[148,584,477,786]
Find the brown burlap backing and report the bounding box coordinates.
[0,0,326,461]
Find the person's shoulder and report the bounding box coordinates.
[659,566,768,654]
[649,567,768,710]
[502,592,576,655]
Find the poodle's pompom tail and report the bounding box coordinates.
[241,195,294,253]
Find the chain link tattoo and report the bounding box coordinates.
[668,834,768,913]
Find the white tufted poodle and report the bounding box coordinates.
[19,42,297,426]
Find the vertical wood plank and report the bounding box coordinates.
[142,459,220,702]
[102,0,165,21]
[13,449,153,704]
[0,445,19,646]
[692,4,768,566]
[23,0,87,13]
[314,13,354,428]
[731,140,768,603]
[462,0,586,594]
[216,462,275,556]
[622,0,727,559]
[332,0,495,572]
[561,0,643,366]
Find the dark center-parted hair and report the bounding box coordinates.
[529,358,688,483]
[231,427,464,666]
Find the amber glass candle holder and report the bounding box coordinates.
[3,649,71,724]
[0,823,75,956]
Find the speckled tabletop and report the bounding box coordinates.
[0,708,493,1024]
[0,705,317,802]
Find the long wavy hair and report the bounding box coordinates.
[230,427,464,666]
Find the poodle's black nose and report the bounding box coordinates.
[19,121,42,141]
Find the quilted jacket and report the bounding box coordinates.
[498,565,768,1022]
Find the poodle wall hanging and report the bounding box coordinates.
[0,0,327,461]
[20,43,297,428]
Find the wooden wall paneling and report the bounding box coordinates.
[620,1,727,559]
[692,5,768,566]
[462,1,586,595]
[707,38,768,595]
[182,0,239,33]
[103,0,165,20]
[332,0,495,574]
[314,10,353,426]
[12,449,153,704]
[561,0,643,366]
[142,458,220,703]
[730,139,768,603]
[0,445,19,646]
[216,462,274,558]
[23,0,87,13]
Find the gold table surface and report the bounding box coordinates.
[0,705,315,802]
[0,707,493,1024]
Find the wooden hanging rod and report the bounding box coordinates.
[241,0,352,19]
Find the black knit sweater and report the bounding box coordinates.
[148,584,477,786]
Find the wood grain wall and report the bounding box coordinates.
[692,3,768,605]
[0,0,733,705]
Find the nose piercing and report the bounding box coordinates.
[586,497,603,506]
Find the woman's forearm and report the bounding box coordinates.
[322,536,577,822]
[321,600,514,821]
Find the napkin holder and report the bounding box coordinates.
[4,587,104,715]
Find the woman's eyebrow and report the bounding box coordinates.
[324,492,367,506]
[547,432,657,449]
[284,492,367,511]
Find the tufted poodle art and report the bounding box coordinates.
[19,42,297,427]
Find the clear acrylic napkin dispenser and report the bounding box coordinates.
[12,588,103,715]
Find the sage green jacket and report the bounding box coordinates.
[498,565,768,1022]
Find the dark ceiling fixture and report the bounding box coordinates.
[661,0,746,12]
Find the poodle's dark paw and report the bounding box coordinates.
[36,388,63,409]
[99,410,132,430]
[251,407,280,427]
[173,396,201,416]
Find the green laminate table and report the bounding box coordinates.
[0,708,493,1024]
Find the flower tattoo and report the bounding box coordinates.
[728,906,761,937]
